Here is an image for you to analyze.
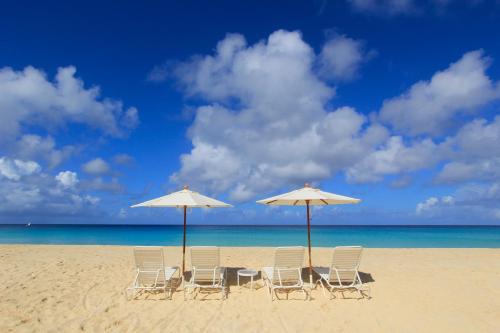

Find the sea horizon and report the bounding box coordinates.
[3,223,500,226]
[2,224,500,248]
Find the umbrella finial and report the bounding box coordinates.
[304,183,310,188]
[183,185,189,190]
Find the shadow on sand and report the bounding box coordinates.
[133,267,375,301]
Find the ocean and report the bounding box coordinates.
[1,224,500,247]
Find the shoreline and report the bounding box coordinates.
[2,245,500,332]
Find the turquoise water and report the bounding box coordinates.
[1,225,500,247]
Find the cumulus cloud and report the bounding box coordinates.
[0,65,138,220]
[0,65,139,143]
[13,134,74,168]
[55,171,79,188]
[0,158,99,216]
[346,136,446,183]
[0,157,41,181]
[82,158,110,175]
[318,33,375,81]
[169,30,387,201]
[380,50,500,136]
[416,183,500,222]
[435,116,500,183]
[162,28,500,224]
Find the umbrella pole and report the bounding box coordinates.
[182,205,187,278]
[306,200,312,286]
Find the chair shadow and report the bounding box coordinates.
[170,267,375,300]
[307,267,375,283]
[308,267,374,300]
[359,271,375,283]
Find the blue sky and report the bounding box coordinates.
[1,0,500,225]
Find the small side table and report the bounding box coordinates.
[237,269,258,291]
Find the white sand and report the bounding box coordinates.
[1,245,500,332]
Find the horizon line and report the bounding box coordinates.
[1,223,499,227]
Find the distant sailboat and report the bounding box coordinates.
[26,222,31,227]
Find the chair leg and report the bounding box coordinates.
[318,280,327,297]
[302,288,308,301]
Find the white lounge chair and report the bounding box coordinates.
[126,246,180,300]
[314,246,368,299]
[184,246,227,300]
[262,246,308,301]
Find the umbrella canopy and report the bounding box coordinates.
[131,186,231,276]
[256,183,361,285]
[256,185,360,206]
[131,187,231,208]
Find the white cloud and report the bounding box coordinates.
[173,31,333,105]
[436,159,500,184]
[170,30,387,201]
[416,196,439,215]
[380,50,500,136]
[55,171,79,188]
[82,158,110,175]
[416,183,500,221]
[0,65,139,143]
[0,182,43,211]
[318,33,374,81]
[415,196,456,215]
[0,65,137,220]
[14,134,74,168]
[436,116,500,183]
[346,136,445,183]
[0,157,41,181]
[163,29,500,224]
[0,161,100,215]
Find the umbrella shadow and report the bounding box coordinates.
[177,267,265,300]
[225,267,265,291]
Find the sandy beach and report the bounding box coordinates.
[1,245,499,332]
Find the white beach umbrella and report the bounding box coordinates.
[256,183,361,284]
[131,186,232,276]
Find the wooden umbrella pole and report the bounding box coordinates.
[182,205,187,278]
[306,200,313,285]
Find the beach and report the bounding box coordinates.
[1,245,499,333]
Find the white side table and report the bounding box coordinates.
[237,269,258,291]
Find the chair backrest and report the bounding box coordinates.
[190,246,221,283]
[133,246,165,284]
[272,246,304,286]
[329,246,362,283]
